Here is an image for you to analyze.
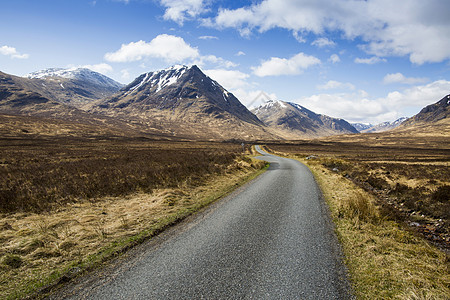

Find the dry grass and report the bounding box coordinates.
[0,137,265,299]
[0,138,243,212]
[267,136,450,249]
[265,143,449,299]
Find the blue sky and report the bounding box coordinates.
[1,0,450,124]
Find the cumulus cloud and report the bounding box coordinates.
[252,52,320,77]
[236,51,246,56]
[383,72,428,85]
[160,0,209,25]
[194,54,237,68]
[82,63,113,74]
[204,69,249,90]
[120,69,131,81]
[234,89,278,108]
[105,34,199,63]
[328,54,340,63]
[203,69,278,107]
[311,37,335,48]
[317,80,355,91]
[296,80,450,123]
[354,56,387,64]
[210,0,450,64]
[0,45,29,59]
[105,34,237,69]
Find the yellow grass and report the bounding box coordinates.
[0,157,266,299]
[302,158,449,299]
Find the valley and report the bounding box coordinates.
[0,64,449,299]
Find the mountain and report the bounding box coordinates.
[395,94,450,136]
[0,71,170,139]
[351,123,373,132]
[352,117,407,133]
[251,100,358,138]
[91,65,274,140]
[22,68,123,109]
[401,95,449,126]
[0,71,82,118]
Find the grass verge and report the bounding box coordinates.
[0,155,267,299]
[265,147,449,299]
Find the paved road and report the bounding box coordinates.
[54,146,351,299]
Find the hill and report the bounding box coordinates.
[251,100,358,138]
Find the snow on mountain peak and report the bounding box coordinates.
[26,67,122,89]
[125,65,189,95]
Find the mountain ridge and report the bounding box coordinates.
[90,65,273,140]
[252,100,358,138]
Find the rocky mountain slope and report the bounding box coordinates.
[395,94,450,136]
[0,71,82,118]
[401,95,449,126]
[91,65,273,140]
[22,68,123,109]
[0,71,168,139]
[251,100,358,138]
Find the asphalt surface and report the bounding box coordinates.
[54,146,351,299]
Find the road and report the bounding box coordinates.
[53,146,351,299]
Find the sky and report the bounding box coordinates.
[1,0,450,124]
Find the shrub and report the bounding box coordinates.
[2,254,23,269]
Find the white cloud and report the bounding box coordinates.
[204,69,249,90]
[160,0,209,25]
[211,0,450,64]
[311,37,335,48]
[0,45,29,59]
[328,54,340,63]
[105,34,237,69]
[234,89,278,108]
[317,80,355,91]
[252,52,320,77]
[296,80,450,123]
[120,69,131,81]
[198,35,218,40]
[354,56,387,64]
[194,54,237,68]
[236,51,246,56]
[82,63,113,74]
[104,34,199,63]
[383,72,428,85]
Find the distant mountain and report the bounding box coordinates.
[352,117,407,133]
[22,68,123,109]
[251,100,358,138]
[351,123,373,132]
[0,71,82,118]
[0,71,172,139]
[91,65,274,140]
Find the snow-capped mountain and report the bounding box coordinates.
[353,117,407,133]
[252,100,358,138]
[91,65,272,140]
[0,70,88,118]
[351,123,373,132]
[22,67,123,109]
[27,68,123,90]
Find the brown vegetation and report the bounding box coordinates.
[0,137,244,213]
[0,136,264,299]
[266,134,450,250]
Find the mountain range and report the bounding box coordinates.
[0,65,447,140]
[351,117,407,133]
